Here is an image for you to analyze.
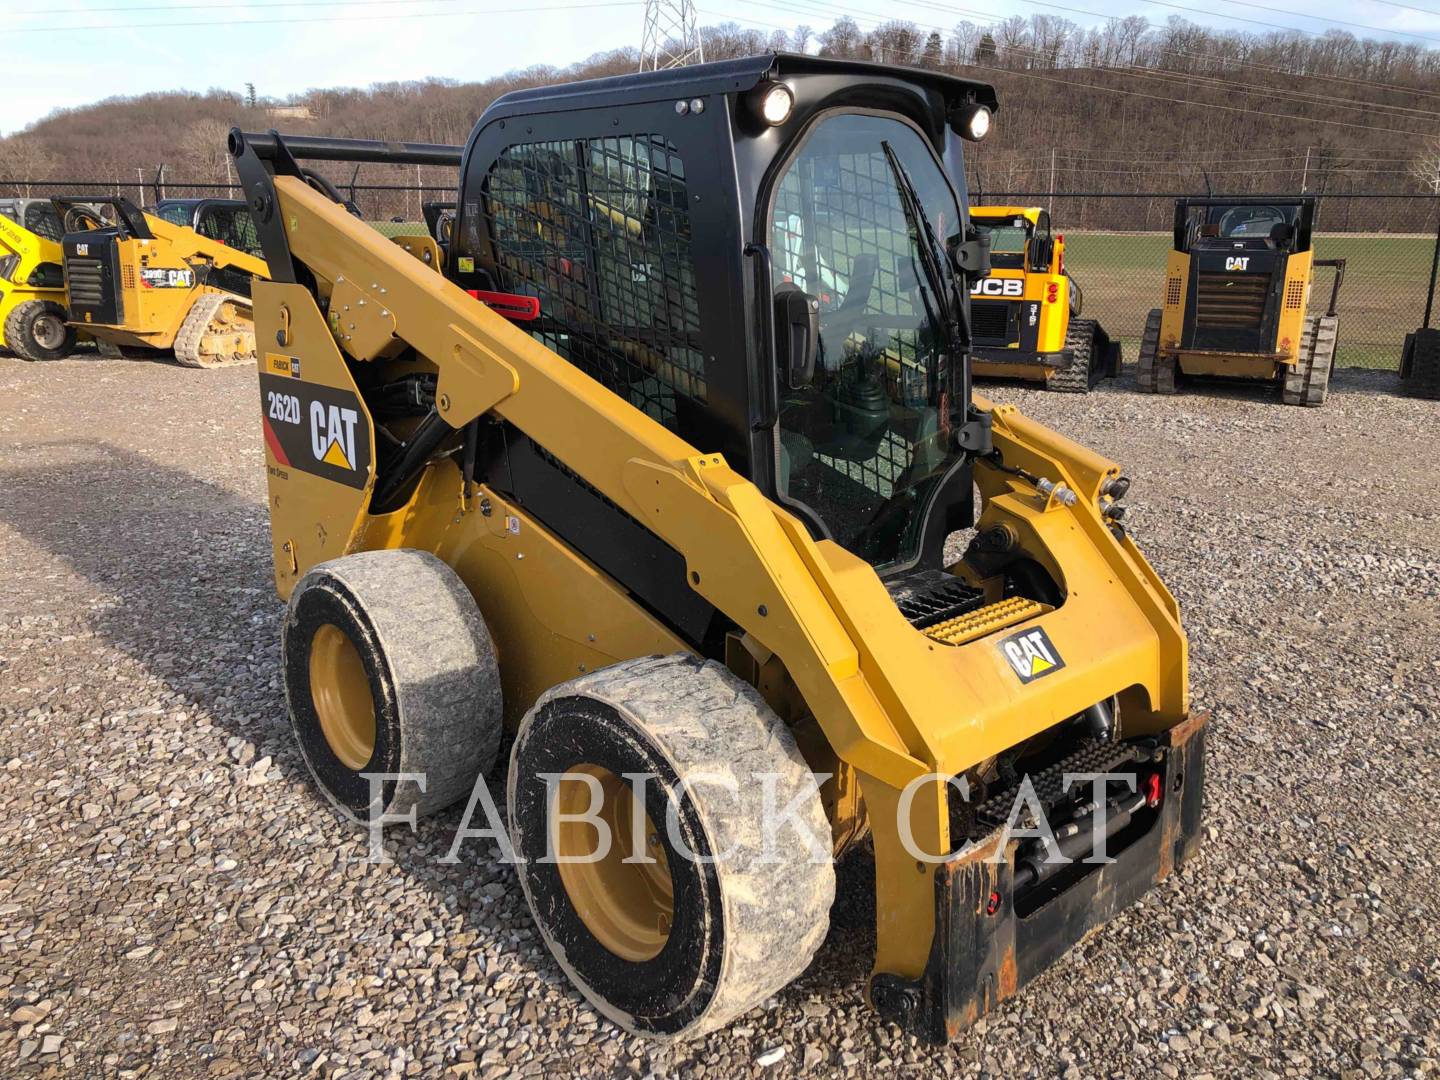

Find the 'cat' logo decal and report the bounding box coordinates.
[998,627,1066,683]
[258,373,371,489]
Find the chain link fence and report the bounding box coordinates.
[6,178,1436,370]
[0,178,452,238]
[982,192,1440,370]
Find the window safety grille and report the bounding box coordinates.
[485,135,705,434]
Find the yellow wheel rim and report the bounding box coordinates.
[308,623,376,770]
[554,765,675,962]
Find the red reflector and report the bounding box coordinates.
[1144,772,1163,808]
[985,890,1002,916]
[467,289,540,322]
[1045,283,1059,304]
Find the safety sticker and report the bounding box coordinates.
[258,373,371,489]
[998,626,1066,683]
[265,352,301,378]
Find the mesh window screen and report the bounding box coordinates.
[771,145,935,504]
[484,135,705,433]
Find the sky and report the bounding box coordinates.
[3,0,1440,136]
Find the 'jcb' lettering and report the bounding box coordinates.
[1225,256,1250,271]
[971,278,1024,297]
[310,401,360,472]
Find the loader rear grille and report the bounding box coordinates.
[969,300,1015,344]
[1165,276,1183,306]
[888,572,986,630]
[1284,278,1305,310]
[121,263,136,291]
[968,737,1140,840]
[1195,271,1269,330]
[66,256,105,305]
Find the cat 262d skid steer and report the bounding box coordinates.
[232,53,1205,1042]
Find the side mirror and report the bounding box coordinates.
[774,284,819,389]
[952,226,992,278]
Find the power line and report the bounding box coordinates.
[12,0,638,32]
[714,0,1439,135]
[899,0,1440,101]
[703,3,1436,136]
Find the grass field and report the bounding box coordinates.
[1064,232,1434,369]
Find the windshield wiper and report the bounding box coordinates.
[881,141,959,342]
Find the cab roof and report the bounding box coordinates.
[971,206,1043,222]
[482,52,998,123]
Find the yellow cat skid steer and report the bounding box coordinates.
[232,53,1205,1042]
[54,196,268,367]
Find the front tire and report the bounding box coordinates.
[508,654,835,1039]
[283,549,502,822]
[5,300,75,361]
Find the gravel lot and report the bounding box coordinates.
[1,356,1437,1079]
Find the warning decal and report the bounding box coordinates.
[258,373,371,490]
[997,626,1066,684]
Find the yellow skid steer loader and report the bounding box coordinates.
[54,196,268,367]
[232,53,1205,1042]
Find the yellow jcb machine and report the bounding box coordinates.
[1,197,99,361]
[232,53,1205,1042]
[967,205,1119,392]
[53,196,269,367]
[1138,197,1344,406]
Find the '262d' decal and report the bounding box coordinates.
[258,371,372,489]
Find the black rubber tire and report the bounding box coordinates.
[5,300,75,361]
[1402,327,1440,400]
[508,654,834,1040]
[282,549,502,822]
[1045,318,1094,393]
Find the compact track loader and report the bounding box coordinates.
[967,205,1119,392]
[54,196,268,366]
[233,53,1204,1042]
[1,197,100,360]
[1137,197,1344,406]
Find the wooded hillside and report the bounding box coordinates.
[2,14,1436,201]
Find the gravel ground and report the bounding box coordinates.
[1,356,1437,1079]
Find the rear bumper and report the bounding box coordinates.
[972,346,1073,370]
[871,711,1207,1042]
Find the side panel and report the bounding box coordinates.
[1275,248,1313,362]
[1158,249,1189,356]
[253,281,377,596]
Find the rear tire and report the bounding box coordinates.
[1135,308,1175,394]
[508,654,834,1040]
[5,300,75,361]
[283,549,502,822]
[1282,314,1337,407]
[1045,318,1094,393]
[1401,327,1440,400]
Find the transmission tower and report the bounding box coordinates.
[639,0,704,72]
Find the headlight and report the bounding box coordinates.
[952,103,993,142]
[758,83,793,126]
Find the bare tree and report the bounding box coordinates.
[1409,136,1440,195]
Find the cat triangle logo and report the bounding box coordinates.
[321,437,353,470]
[998,627,1066,684]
